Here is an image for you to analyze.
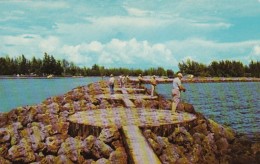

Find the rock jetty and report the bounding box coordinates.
[0,79,259,163]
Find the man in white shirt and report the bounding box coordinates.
[150,75,157,96]
[172,73,186,112]
[109,74,115,94]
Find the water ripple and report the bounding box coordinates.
[157,82,260,141]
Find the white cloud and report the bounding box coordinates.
[0,34,62,59]
[1,34,259,70]
[124,6,151,17]
[192,22,232,29]
[39,36,60,53]
[252,45,260,56]
[87,16,169,28]
[61,45,91,64]
[0,10,24,22]
[24,1,69,9]
[87,41,103,52]
[57,38,177,69]
[166,38,260,65]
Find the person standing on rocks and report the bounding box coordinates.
[150,75,157,97]
[125,75,130,86]
[172,73,186,112]
[109,74,115,94]
[121,75,126,88]
[138,74,143,88]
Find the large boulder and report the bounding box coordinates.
[192,132,206,145]
[35,113,59,125]
[83,135,114,159]
[7,122,23,145]
[61,103,76,114]
[58,137,84,162]
[185,143,202,163]
[191,119,210,136]
[215,137,229,155]
[0,143,9,157]
[0,156,11,164]
[46,102,60,114]
[0,128,10,143]
[7,138,36,163]
[156,136,171,149]
[159,144,183,163]
[44,122,69,136]
[94,139,114,158]
[19,126,45,151]
[98,127,120,143]
[96,158,110,164]
[39,155,56,163]
[109,147,127,164]
[168,127,193,144]
[177,102,196,114]
[0,113,8,128]
[55,155,74,164]
[208,119,235,142]
[45,134,66,154]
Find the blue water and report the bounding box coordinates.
[156,82,260,140]
[1,78,259,141]
[0,77,101,112]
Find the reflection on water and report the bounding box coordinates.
[157,82,260,141]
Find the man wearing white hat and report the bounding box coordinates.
[172,72,186,112]
[150,75,157,97]
[109,74,115,94]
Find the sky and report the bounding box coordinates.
[0,0,260,71]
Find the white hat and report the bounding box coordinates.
[177,73,183,77]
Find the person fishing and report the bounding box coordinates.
[108,74,115,94]
[172,73,186,112]
[150,75,157,96]
[138,74,143,88]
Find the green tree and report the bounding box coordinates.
[179,59,208,76]
[249,61,260,77]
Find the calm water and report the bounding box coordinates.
[156,82,260,141]
[0,77,100,112]
[1,78,259,141]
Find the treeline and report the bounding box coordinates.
[0,53,174,77]
[179,59,260,77]
[0,53,259,77]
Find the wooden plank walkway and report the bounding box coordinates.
[122,125,161,164]
[95,94,158,101]
[123,98,136,108]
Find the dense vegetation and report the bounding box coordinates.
[178,59,260,77]
[0,53,259,77]
[0,53,174,77]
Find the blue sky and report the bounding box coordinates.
[0,0,260,70]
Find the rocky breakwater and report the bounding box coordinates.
[0,81,128,163]
[142,103,260,163]
[0,80,259,163]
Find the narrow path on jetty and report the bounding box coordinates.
[68,81,197,164]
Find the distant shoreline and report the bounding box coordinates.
[182,77,260,83]
[130,76,260,84]
[0,75,260,83]
[0,75,86,79]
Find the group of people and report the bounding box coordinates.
[108,72,186,112]
[108,74,129,94]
